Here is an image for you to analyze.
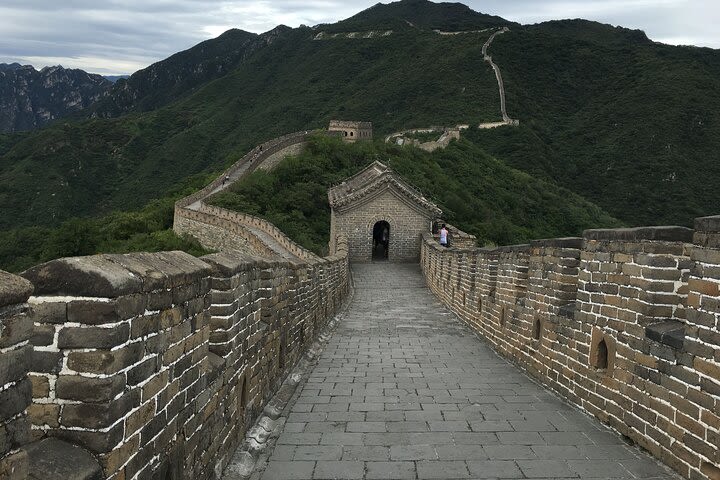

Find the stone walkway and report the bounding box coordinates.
[260,264,678,480]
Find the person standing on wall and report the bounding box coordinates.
[440,224,449,247]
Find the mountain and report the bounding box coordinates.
[467,19,720,225]
[89,27,286,117]
[0,21,504,229]
[0,64,111,133]
[0,63,24,72]
[0,0,718,235]
[321,0,513,32]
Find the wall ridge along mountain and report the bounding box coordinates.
[174,129,329,261]
[481,27,518,126]
[385,26,518,149]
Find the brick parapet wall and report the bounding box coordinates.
[0,271,34,479]
[174,210,277,258]
[196,204,317,261]
[173,131,323,261]
[10,237,349,480]
[420,219,720,480]
[430,222,477,249]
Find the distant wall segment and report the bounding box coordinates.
[173,130,324,261]
[421,217,720,480]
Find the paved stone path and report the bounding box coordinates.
[260,263,678,480]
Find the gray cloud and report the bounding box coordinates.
[0,0,716,75]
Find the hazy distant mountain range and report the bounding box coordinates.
[103,75,130,83]
[0,63,111,132]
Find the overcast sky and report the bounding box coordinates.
[0,0,716,75]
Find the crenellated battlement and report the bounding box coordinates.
[421,217,720,480]
[1,240,349,480]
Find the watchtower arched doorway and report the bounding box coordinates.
[372,221,390,261]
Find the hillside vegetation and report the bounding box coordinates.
[0,0,718,263]
[89,28,276,118]
[210,135,620,254]
[0,174,212,272]
[0,24,500,230]
[472,20,720,225]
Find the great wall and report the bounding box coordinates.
[481,27,518,127]
[0,26,718,480]
[421,224,720,480]
[1,120,718,480]
[0,129,351,480]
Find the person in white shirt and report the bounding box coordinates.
[439,224,449,247]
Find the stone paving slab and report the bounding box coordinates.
[259,263,680,480]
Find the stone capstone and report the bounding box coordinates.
[22,256,141,297]
[22,251,212,298]
[0,271,33,308]
[583,225,694,243]
[24,438,103,480]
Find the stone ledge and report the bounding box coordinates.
[0,271,34,309]
[583,226,694,243]
[24,438,102,480]
[22,251,210,297]
[530,237,583,249]
[695,215,720,232]
[22,255,140,297]
[201,251,269,276]
[645,320,686,349]
[494,244,531,254]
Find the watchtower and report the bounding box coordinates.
[328,161,441,262]
[328,120,373,143]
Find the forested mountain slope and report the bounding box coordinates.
[472,20,720,225]
[0,24,501,229]
[210,135,620,254]
[0,0,718,235]
[89,27,284,117]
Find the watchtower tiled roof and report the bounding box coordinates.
[328,161,441,216]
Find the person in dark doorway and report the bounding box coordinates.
[439,224,449,247]
[382,225,389,258]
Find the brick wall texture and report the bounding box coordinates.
[0,272,34,479]
[420,217,720,480]
[9,243,348,480]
